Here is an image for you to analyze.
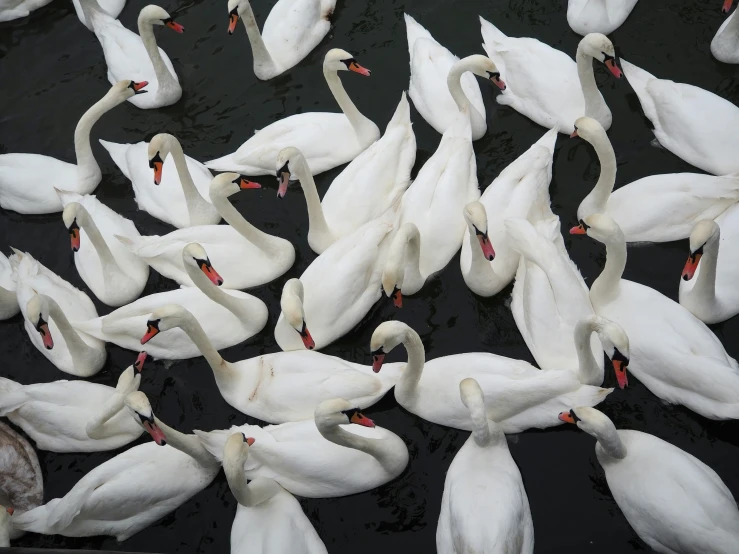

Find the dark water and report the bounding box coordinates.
[2,0,739,552]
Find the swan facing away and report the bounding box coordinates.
[227,0,336,80]
[560,407,739,552]
[712,2,739,64]
[567,0,638,36]
[437,379,534,554]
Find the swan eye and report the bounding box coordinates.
[579,219,590,231]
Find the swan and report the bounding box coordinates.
[206,48,379,175]
[381,112,479,304]
[622,59,739,175]
[274,216,393,351]
[75,243,267,359]
[712,2,739,64]
[276,92,415,254]
[436,379,534,554]
[223,433,328,554]
[405,13,505,140]
[0,252,18,320]
[0,80,147,214]
[0,0,51,21]
[58,191,149,307]
[572,214,739,419]
[0,352,146,453]
[72,0,125,30]
[118,173,293,289]
[369,321,613,433]
[480,19,621,133]
[195,398,409,498]
[81,1,184,109]
[101,133,219,228]
[13,391,220,541]
[10,251,106,377]
[567,0,638,36]
[560,406,739,552]
[226,0,336,80]
[572,116,739,242]
[460,128,557,297]
[679,207,739,324]
[143,304,402,423]
[0,421,43,541]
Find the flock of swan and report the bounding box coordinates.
[1,0,739,552]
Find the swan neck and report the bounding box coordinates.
[74,93,116,184]
[574,319,602,385]
[587,132,617,212]
[210,191,273,252]
[137,18,176,86]
[591,423,627,460]
[446,60,473,113]
[225,453,280,507]
[293,153,333,248]
[691,239,719,304]
[85,391,125,438]
[395,329,425,400]
[237,1,278,77]
[154,416,214,466]
[177,314,232,380]
[576,47,605,120]
[0,521,8,547]
[318,423,394,469]
[387,225,422,292]
[46,296,97,365]
[591,237,626,305]
[168,138,211,222]
[324,67,375,143]
[77,208,123,280]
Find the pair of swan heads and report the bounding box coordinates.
[139,5,184,33]
[280,279,315,349]
[683,220,719,281]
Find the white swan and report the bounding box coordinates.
[572,116,739,242]
[195,398,409,498]
[0,80,147,214]
[118,173,293,289]
[274,216,393,351]
[0,0,51,21]
[74,243,268,359]
[72,0,125,30]
[381,112,479,303]
[206,48,379,175]
[712,2,739,64]
[146,304,402,423]
[436,379,534,554]
[227,0,336,80]
[0,252,18,320]
[0,352,146,452]
[405,13,505,140]
[224,433,328,554]
[101,133,219,228]
[560,407,739,552]
[13,392,220,541]
[679,206,739,324]
[622,59,739,175]
[480,19,621,133]
[572,214,739,419]
[11,251,105,377]
[58,191,149,307]
[276,92,414,254]
[567,0,638,36]
[81,2,183,109]
[370,321,613,433]
[460,128,557,297]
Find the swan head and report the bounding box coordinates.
[116,351,148,394]
[683,220,719,281]
[457,54,506,90]
[224,432,255,465]
[147,133,180,186]
[26,294,54,350]
[370,320,415,373]
[590,317,630,389]
[463,202,495,262]
[125,391,168,446]
[381,223,420,308]
[62,202,84,253]
[558,407,619,441]
[459,378,485,413]
[579,33,621,78]
[209,172,261,200]
[724,0,735,14]
[182,243,224,286]
[275,147,305,198]
[323,48,371,77]
[112,80,149,100]
[571,116,605,140]
[280,279,315,350]
[569,213,624,246]
[226,0,247,34]
[141,304,193,345]
[315,398,375,429]
[139,5,184,33]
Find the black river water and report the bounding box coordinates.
[2,0,739,552]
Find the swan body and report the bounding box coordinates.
[0,354,146,453]
[562,407,739,553]
[0,80,146,214]
[0,252,18,320]
[679,207,739,324]
[370,321,613,433]
[227,0,336,80]
[567,0,638,35]
[0,0,51,21]
[437,379,534,554]
[58,191,149,307]
[622,59,739,175]
[119,173,294,289]
[573,116,739,242]
[82,2,183,109]
[101,134,219,228]
[11,252,105,377]
[206,48,379,175]
[460,128,557,297]
[712,7,739,64]
[72,0,125,30]
[224,433,328,554]
[75,244,267,359]
[195,399,409,498]
[574,214,739,419]
[14,392,220,541]
[277,92,415,254]
[480,19,621,133]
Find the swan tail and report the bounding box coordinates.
[619,59,659,125]
[46,478,97,532]
[203,154,262,175]
[0,377,27,415]
[534,127,558,153]
[386,92,411,132]
[505,218,557,270]
[404,13,434,56]
[98,140,133,180]
[13,503,54,534]
[562,385,613,409]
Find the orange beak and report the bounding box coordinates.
[237,176,261,189]
[228,9,239,34]
[165,20,185,33]
[613,359,629,389]
[200,260,224,286]
[141,320,160,345]
[153,162,163,185]
[489,73,506,90]
[477,232,495,261]
[570,223,587,235]
[371,351,385,373]
[558,410,577,424]
[349,411,375,428]
[132,80,149,93]
[724,0,734,13]
[36,320,54,350]
[682,252,702,281]
[134,351,147,373]
[391,287,403,308]
[299,321,315,350]
[143,419,167,446]
[348,61,371,76]
[245,436,255,446]
[69,221,81,252]
[605,58,622,79]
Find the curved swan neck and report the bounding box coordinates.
[45,296,98,365]
[464,393,500,446]
[576,47,607,122]
[85,391,126,438]
[137,17,177,87]
[574,319,602,385]
[591,237,626,305]
[225,452,280,507]
[395,328,425,400]
[76,207,123,280]
[237,1,278,77]
[177,314,234,382]
[210,191,274,252]
[388,224,423,292]
[464,224,498,288]
[317,422,395,469]
[446,58,478,114]
[583,131,617,214]
[154,415,214,466]
[184,261,253,323]
[291,152,333,250]
[690,238,719,305]
[166,137,212,222]
[74,92,120,184]
[589,421,627,460]
[323,66,376,144]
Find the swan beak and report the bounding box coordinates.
[724,0,734,13]
[558,410,577,424]
[237,177,261,189]
[36,318,54,350]
[277,167,290,198]
[130,80,149,94]
[349,411,375,428]
[604,59,622,79]
[371,350,385,373]
[244,436,255,446]
[134,351,147,373]
[141,320,161,345]
[570,128,579,138]
[149,152,164,185]
[682,251,702,281]
[299,321,315,350]
[68,219,81,252]
[165,19,185,33]
[489,73,506,91]
[391,286,403,308]
[5,507,13,516]
[570,223,587,235]
[477,232,495,261]
[348,61,371,76]
[228,9,239,34]
[613,359,629,389]
[142,418,167,446]
[199,260,224,286]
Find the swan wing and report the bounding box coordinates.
[261,0,330,70]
